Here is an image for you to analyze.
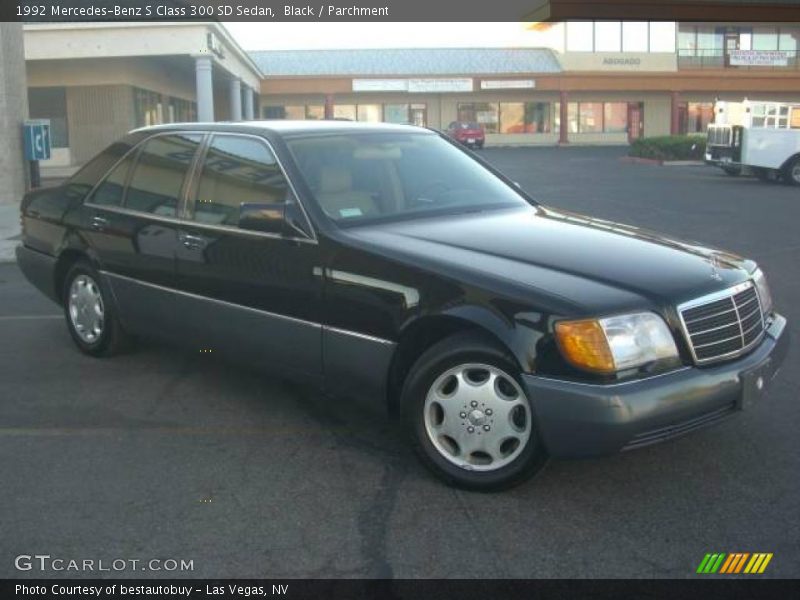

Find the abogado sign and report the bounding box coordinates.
[729,50,788,67]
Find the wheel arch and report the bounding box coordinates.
[53,232,98,304]
[386,307,527,415]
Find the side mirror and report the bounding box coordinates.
[238,203,285,234]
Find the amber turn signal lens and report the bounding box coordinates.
[555,319,615,373]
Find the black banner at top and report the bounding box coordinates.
[6,0,800,22]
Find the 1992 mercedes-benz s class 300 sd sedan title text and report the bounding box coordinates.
[17,121,788,490]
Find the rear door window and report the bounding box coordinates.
[87,154,135,207]
[191,135,290,227]
[125,134,202,216]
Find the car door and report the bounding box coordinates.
[172,132,323,378]
[84,132,204,339]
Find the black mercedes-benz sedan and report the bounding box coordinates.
[17,121,788,490]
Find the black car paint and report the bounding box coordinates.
[16,122,787,457]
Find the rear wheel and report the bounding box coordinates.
[782,156,800,186]
[402,332,548,491]
[63,261,131,357]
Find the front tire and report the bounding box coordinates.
[63,261,131,357]
[401,332,548,491]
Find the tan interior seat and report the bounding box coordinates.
[315,166,379,219]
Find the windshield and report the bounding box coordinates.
[286,132,531,225]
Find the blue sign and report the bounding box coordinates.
[23,119,51,161]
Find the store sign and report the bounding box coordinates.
[352,78,473,93]
[352,79,408,92]
[407,78,474,93]
[480,80,536,90]
[729,50,788,67]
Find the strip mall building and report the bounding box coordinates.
[23,21,800,175]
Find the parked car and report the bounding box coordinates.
[446,121,485,149]
[17,121,788,490]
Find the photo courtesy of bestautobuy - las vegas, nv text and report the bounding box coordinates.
[0,1,798,599]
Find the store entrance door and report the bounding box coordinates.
[627,103,644,142]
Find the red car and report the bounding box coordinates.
[446,121,485,149]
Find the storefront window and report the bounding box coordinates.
[284,105,306,120]
[334,105,356,121]
[578,102,604,133]
[753,26,778,51]
[686,103,714,133]
[457,103,499,133]
[357,104,382,122]
[134,88,163,128]
[384,104,410,124]
[603,103,628,133]
[28,87,69,148]
[169,98,197,123]
[779,27,800,51]
[498,103,553,134]
[306,105,324,120]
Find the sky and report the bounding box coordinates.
[223,22,541,51]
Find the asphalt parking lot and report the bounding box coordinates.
[1,146,798,579]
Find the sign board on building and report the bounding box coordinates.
[729,50,788,67]
[407,78,473,93]
[23,119,51,161]
[353,78,474,93]
[352,79,408,92]
[480,80,536,90]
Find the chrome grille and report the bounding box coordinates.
[707,125,732,147]
[678,281,765,365]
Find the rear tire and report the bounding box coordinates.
[63,260,131,357]
[781,156,800,186]
[401,331,548,491]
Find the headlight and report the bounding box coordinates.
[752,268,774,316]
[555,312,679,374]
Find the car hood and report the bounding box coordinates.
[343,206,756,315]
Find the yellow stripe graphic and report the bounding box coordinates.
[757,553,773,574]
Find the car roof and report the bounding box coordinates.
[131,120,433,137]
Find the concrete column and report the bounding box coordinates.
[559,90,569,144]
[324,94,335,120]
[194,56,214,122]
[0,23,29,204]
[670,91,681,135]
[243,87,254,120]
[229,78,242,122]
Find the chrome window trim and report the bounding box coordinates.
[84,129,318,245]
[100,270,396,346]
[677,279,766,366]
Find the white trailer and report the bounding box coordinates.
[705,99,800,185]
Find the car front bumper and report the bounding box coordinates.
[522,314,789,458]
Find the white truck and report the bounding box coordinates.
[705,99,800,185]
